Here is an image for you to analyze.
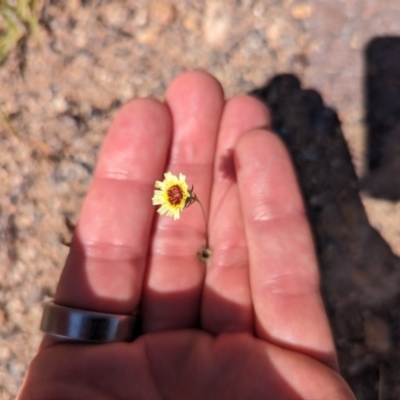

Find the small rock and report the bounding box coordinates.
[99,3,126,27]
[350,31,363,50]
[291,3,315,20]
[183,11,199,32]
[52,96,68,113]
[0,343,11,360]
[5,298,24,325]
[119,85,135,102]
[135,27,159,45]
[150,1,175,26]
[265,17,296,51]
[203,1,231,48]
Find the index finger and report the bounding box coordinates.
[54,99,172,315]
[235,130,338,369]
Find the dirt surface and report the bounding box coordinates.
[1,1,400,399]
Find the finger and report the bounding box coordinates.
[201,95,270,334]
[55,99,172,315]
[236,130,337,368]
[143,71,225,332]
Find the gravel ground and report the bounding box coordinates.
[1,1,400,399]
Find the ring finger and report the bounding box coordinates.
[201,95,270,334]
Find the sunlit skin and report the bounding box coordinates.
[17,71,355,400]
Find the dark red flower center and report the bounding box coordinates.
[167,185,184,206]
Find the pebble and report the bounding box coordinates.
[0,346,11,362]
[203,1,231,48]
[52,96,68,114]
[150,1,175,26]
[182,11,199,32]
[135,27,159,45]
[291,3,315,20]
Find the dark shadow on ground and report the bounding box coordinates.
[363,36,400,200]
[251,74,400,400]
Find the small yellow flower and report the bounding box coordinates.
[152,172,192,220]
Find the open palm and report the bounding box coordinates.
[18,72,354,400]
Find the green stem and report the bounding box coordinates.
[194,197,209,249]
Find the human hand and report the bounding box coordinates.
[17,71,355,399]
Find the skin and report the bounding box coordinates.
[17,71,355,400]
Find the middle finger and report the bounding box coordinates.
[142,71,224,332]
